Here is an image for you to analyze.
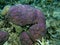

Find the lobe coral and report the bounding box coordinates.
[3,4,46,45]
[0,31,9,45]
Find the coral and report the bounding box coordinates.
[5,4,45,26]
[0,0,60,45]
[0,31,9,45]
[1,5,11,15]
[5,4,46,45]
[20,32,33,45]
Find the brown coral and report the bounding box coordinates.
[0,31,9,45]
[5,4,46,45]
[6,4,45,26]
[20,32,33,45]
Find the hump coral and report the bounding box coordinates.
[2,4,46,45]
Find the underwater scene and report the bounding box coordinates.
[0,0,60,45]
